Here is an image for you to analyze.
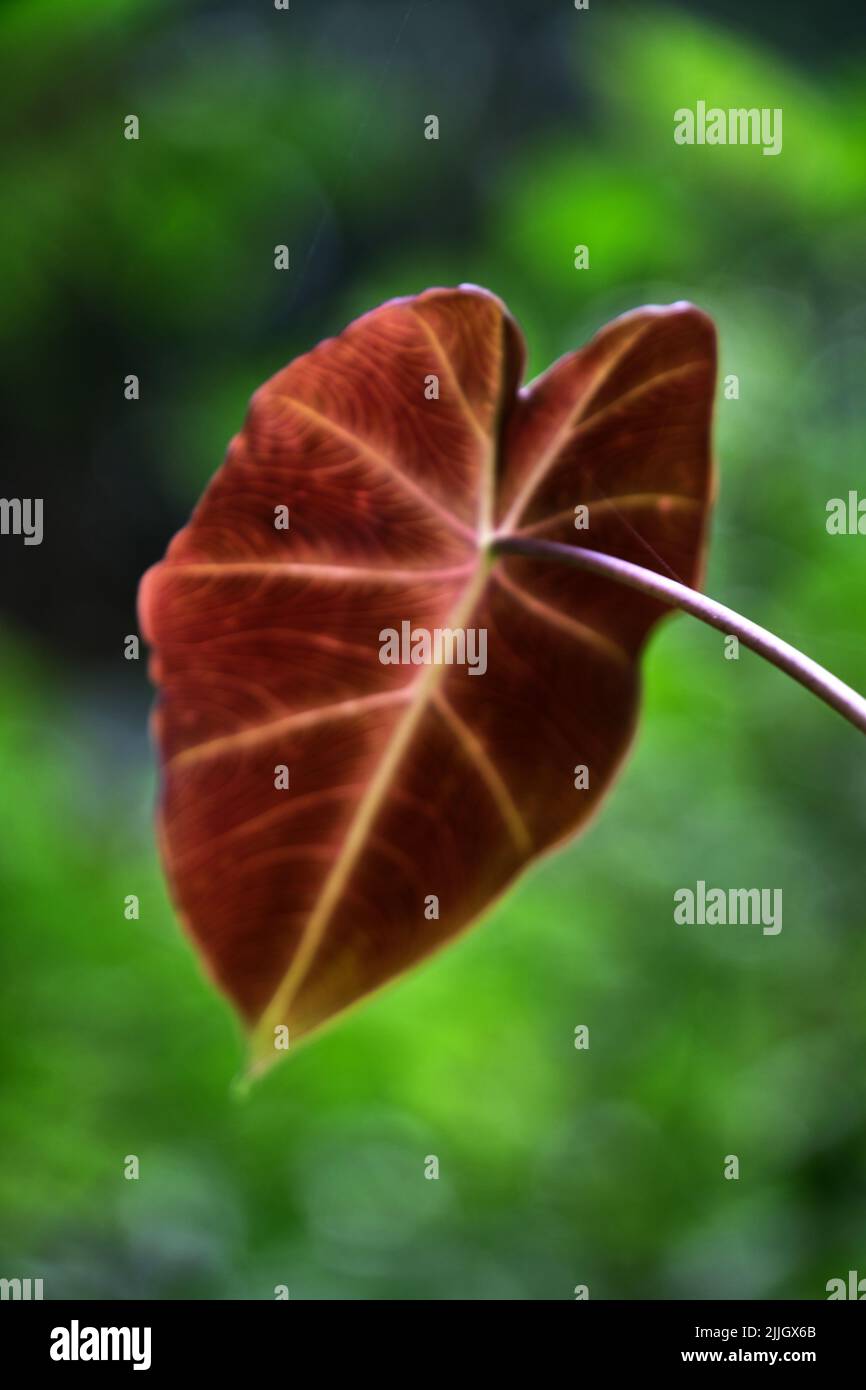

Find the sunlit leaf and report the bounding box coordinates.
[139,285,716,1065]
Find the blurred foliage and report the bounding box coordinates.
[1,1,865,1299]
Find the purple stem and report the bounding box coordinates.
[492,535,866,736]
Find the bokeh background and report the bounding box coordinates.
[2,0,866,1300]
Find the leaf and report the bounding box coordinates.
[139,285,716,1067]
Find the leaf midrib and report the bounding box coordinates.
[251,317,508,1056]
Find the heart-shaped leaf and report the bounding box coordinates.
[139,285,716,1065]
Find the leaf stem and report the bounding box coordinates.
[492,536,866,736]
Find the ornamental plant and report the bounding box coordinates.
[139,286,866,1073]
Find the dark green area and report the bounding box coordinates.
[1,0,865,1300]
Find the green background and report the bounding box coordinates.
[2,0,865,1299]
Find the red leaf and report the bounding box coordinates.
[139,285,716,1064]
